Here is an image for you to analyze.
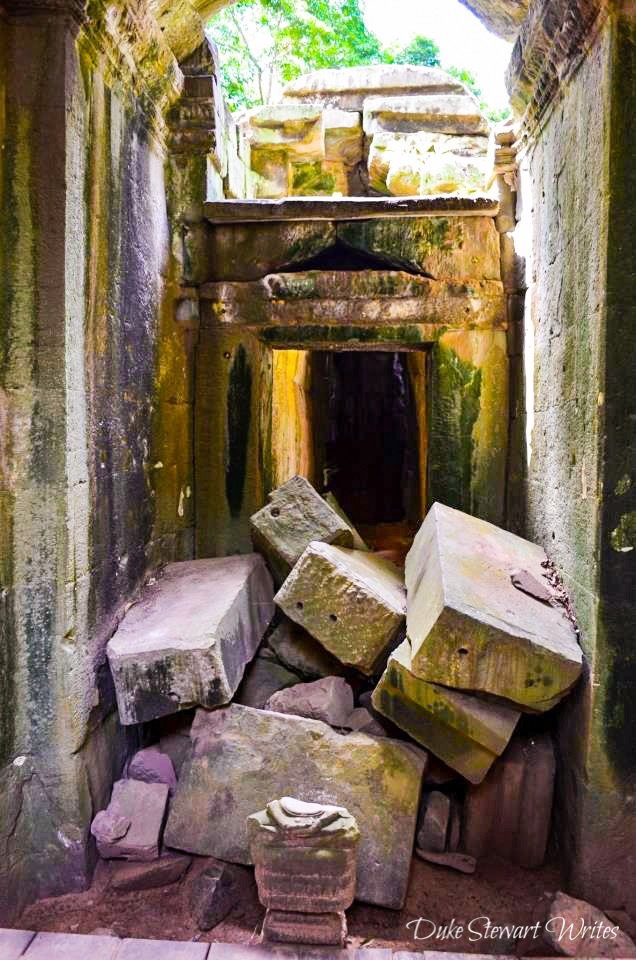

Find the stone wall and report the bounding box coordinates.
[513,0,636,916]
[0,0,197,922]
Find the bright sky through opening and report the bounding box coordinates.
[363,0,512,111]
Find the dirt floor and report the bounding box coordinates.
[18,854,562,956]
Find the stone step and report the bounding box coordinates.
[107,555,274,724]
[405,502,583,712]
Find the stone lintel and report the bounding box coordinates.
[204,195,500,223]
[458,0,529,41]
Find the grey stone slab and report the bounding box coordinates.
[204,196,499,224]
[0,929,35,959]
[24,932,120,959]
[405,502,583,711]
[164,704,425,909]
[107,555,274,724]
[117,939,209,959]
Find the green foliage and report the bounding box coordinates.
[392,35,440,67]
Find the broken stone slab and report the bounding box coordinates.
[462,731,556,868]
[363,94,490,137]
[91,779,168,861]
[417,791,450,853]
[545,891,636,958]
[250,475,353,584]
[235,651,302,709]
[109,852,191,892]
[416,849,477,874]
[164,704,425,909]
[266,676,354,727]
[127,747,177,794]
[323,491,370,551]
[107,556,274,725]
[275,542,406,676]
[345,706,387,737]
[283,64,465,111]
[405,502,583,712]
[372,640,520,784]
[189,863,235,930]
[268,618,345,680]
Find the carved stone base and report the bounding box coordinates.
[262,909,347,946]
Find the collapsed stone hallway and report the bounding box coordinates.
[0,0,635,956]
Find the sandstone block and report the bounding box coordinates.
[107,556,274,725]
[372,640,520,783]
[157,733,191,776]
[209,221,336,281]
[275,542,406,675]
[127,747,177,794]
[250,475,353,583]
[189,863,235,930]
[386,152,487,197]
[417,791,450,852]
[164,704,425,908]
[291,159,348,196]
[246,104,324,159]
[405,503,583,711]
[345,706,387,737]
[266,676,354,727]
[363,94,489,137]
[463,731,556,867]
[323,491,370,551]
[109,852,191,891]
[268,618,345,680]
[25,933,121,960]
[91,779,168,861]
[263,909,346,945]
[324,109,363,164]
[545,892,636,958]
[250,148,291,199]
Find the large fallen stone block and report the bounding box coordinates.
[250,475,353,584]
[91,779,168,861]
[405,503,583,711]
[275,542,406,675]
[164,704,425,909]
[283,64,465,110]
[107,556,274,725]
[266,676,354,726]
[462,731,556,867]
[363,94,490,137]
[372,640,520,783]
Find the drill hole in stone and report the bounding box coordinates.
[329,613,338,622]
[271,507,281,517]
[296,601,304,611]
[458,647,469,656]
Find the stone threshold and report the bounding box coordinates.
[0,929,550,959]
[204,196,499,223]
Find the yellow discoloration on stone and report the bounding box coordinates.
[271,350,315,487]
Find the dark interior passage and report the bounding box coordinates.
[311,351,422,529]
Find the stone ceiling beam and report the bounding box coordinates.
[457,0,529,40]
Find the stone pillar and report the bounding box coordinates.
[509,0,636,915]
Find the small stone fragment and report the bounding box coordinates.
[107,556,274,724]
[92,779,168,861]
[110,852,191,892]
[90,809,131,846]
[417,791,450,853]
[416,850,476,874]
[268,618,345,680]
[405,502,583,712]
[127,747,177,794]
[372,640,519,783]
[275,542,406,676]
[250,476,353,583]
[235,652,301,709]
[345,707,387,737]
[266,676,354,727]
[190,863,235,931]
[545,891,636,958]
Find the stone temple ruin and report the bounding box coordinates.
[0,0,635,957]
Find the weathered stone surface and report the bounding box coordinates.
[458,0,529,41]
[164,704,425,908]
[283,64,465,110]
[324,110,363,165]
[417,791,450,852]
[266,677,354,727]
[545,892,636,957]
[290,159,349,197]
[363,95,489,137]
[275,542,406,676]
[263,909,347,945]
[235,652,302,709]
[245,105,324,158]
[323,492,370,551]
[109,852,191,892]
[127,747,177,794]
[158,733,192,776]
[249,148,291,199]
[368,131,489,194]
[416,850,477,874]
[463,732,556,868]
[91,779,168,861]
[250,476,353,584]
[107,556,274,725]
[345,707,387,737]
[25,932,121,960]
[386,152,487,197]
[208,221,336,281]
[189,863,235,930]
[405,503,583,711]
[373,640,520,783]
[117,940,209,960]
[268,619,345,680]
[337,217,500,281]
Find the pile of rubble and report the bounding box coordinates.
[95,475,585,925]
[238,64,491,199]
